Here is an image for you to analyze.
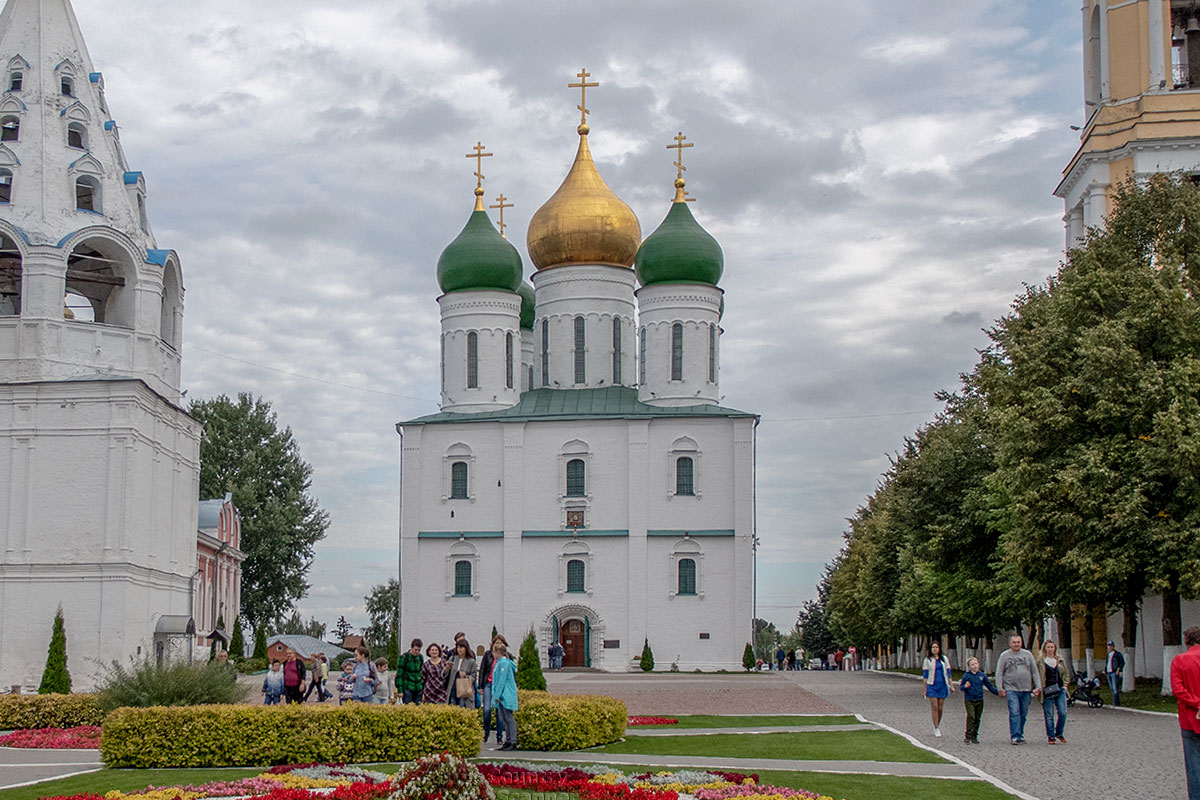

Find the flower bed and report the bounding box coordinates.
[627,716,678,726]
[40,763,393,800]
[0,726,101,749]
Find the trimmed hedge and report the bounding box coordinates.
[101,702,480,767]
[512,690,625,751]
[0,693,105,729]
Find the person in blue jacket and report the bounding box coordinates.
[959,655,999,743]
[491,640,519,751]
[922,640,955,737]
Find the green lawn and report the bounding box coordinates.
[1113,678,1179,714]
[597,729,946,764]
[0,768,263,800]
[632,714,861,728]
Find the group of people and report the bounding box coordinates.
[261,649,333,705]
[921,634,1083,745]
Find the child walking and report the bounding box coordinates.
[959,656,999,743]
[262,661,284,705]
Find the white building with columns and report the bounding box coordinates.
[398,102,757,671]
[0,0,200,688]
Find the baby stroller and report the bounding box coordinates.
[1068,671,1105,708]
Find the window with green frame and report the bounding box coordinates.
[566,458,585,497]
[566,558,585,593]
[454,560,472,596]
[677,557,696,595]
[676,456,695,495]
[450,461,468,499]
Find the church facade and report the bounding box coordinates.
[398,82,756,671]
[0,0,199,688]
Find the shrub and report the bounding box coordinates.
[38,607,71,694]
[639,640,654,672]
[0,694,104,728]
[513,690,625,751]
[253,625,269,660]
[229,617,246,661]
[96,656,241,711]
[101,702,480,767]
[389,751,494,800]
[238,657,269,675]
[516,628,546,691]
[742,643,755,671]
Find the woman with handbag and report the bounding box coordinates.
[1038,640,1072,744]
[448,639,478,708]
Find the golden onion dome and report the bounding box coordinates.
[526,125,641,270]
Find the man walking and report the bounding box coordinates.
[996,633,1041,745]
[1171,626,1200,799]
[1105,640,1126,707]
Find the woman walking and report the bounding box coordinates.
[479,634,508,743]
[1038,640,1072,744]
[421,642,450,704]
[448,639,478,708]
[922,640,955,737]
[491,640,519,750]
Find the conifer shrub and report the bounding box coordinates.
[38,608,71,694]
[96,656,241,711]
[512,690,626,751]
[387,626,399,670]
[0,694,104,728]
[639,639,655,672]
[742,643,756,671]
[228,617,246,661]
[515,628,546,690]
[101,702,480,767]
[252,625,268,660]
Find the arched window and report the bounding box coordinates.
[676,456,695,496]
[60,76,73,97]
[0,167,12,203]
[1,116,18,142]
[671,322,684,381]
[450,461,469,499]
[527,365,534,392]
[612,316,621,384]
[66,238,133,327]
[75,175,100,212]
[466,331,478,388]
[454,560,472,596]
[708,323,716,382]
[0,232,21,315]
[505,331,513,389]
[566,559,586,593]
[573,315,586,384]
[639,326,646,385]
[566,458,585,497]
[67,122,86,149]
[541,318,549,387]
[8,72,21,92]
[678,558,697,595]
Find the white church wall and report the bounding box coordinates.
[532,265,636,390]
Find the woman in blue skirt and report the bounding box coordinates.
[922,640,955,737]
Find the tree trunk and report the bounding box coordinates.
[1084,605,1097,678]
[1123,593,1139,692]
[1163,587,1183,696]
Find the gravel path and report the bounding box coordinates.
[787,669,1184,800]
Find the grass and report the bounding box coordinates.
[596,729,946,764]
[632,714,861,728]
[1107,677,1177,713]
[0,768,263,800]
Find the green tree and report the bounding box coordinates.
[37,607,70,694]
[333,616,353,642]
[277,610,326,639]
[228,616,245,661]
[639,639,655,672]
[252,624,268,660]
[515,628,546,690]
[190,393,330,629]
[387,626,399,668]
[363,579,399,651]
[797,570,836,662]
[752,618,779,662]
[742,642,756,671]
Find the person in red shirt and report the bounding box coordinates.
[1171,626,1200,799]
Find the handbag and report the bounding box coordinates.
[1043,684,1062,699]
[455,675,474,698]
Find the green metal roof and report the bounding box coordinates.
[403,386,755,426]
[635,200,724,288]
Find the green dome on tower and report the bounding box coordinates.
[517,280,535,329]
[437,198,523,295]
[635,186,723,287]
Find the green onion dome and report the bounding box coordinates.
[437,196,523,294]
[635,185,723,287]
[517,280,535,329]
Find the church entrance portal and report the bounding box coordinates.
[560,619,586,667]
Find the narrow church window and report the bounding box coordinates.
[450,461,469,499]
[137,195,148,233]
[1,116,18,142]
[505,331,513,389]
[676,456,694,496]
[671,322,683,381]
[61,76,73,97]
[612,316,621,384]
[454,560,472,596]
[0,168,12,203]
[67,122,86,149]
[541,318,549,387]
[528,365,534,392]
[566,559,585,593]
[466,331,478,389]
[708,323,716,382]
[639,327,646,385]
[8,72,21,92]
[75,176,99,212]
[678,558,697,595]
[566,458,585,497]
[573,315,586,384]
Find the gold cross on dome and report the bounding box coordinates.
[465,141,493,188]
[667,131,694,182]
[489,194,514,238]
[568,68,599,126]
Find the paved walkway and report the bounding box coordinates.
[625,723,878,736]
[0,745,102,790]
[544,671,845,715]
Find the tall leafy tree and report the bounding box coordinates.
[191,393,330,628]
[277,611,326,639]
[363,579,399,650]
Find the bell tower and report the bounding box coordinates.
[1056,1,1200,247]
[0,0,201,688]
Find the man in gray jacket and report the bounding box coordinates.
[996,633,1041,745]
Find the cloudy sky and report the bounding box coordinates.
[69,0,1084,635]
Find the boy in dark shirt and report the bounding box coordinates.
[959,656,999,743]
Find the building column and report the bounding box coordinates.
[627,421,649,672]
[502,423,524,641]
[1149,0,1167,90]
[1082,182,1109,230]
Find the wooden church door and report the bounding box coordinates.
[560,619,585,667]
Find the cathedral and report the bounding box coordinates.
[397,75,757,671]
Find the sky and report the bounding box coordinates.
[67,0,1085,635]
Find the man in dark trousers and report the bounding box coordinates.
[281,648,307,704]
[1172,627,1200,799]
[1105,640,1126,707]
